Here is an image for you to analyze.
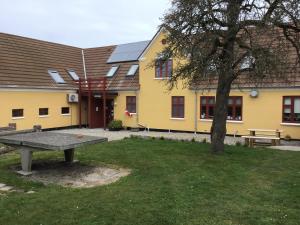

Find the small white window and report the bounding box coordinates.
[67,70,79,81]
[240,56,255,69]
[48,70,66,84]
[127,65,139,76]
[106,66,119,77]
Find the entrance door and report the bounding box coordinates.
[90,98,114,128]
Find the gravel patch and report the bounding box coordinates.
[11,161,131,188]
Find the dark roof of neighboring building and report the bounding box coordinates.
[0,32,142,91]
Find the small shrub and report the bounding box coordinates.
[152,137,156,140]
[191,138,196,142]
[284,135,292,141]
[108,120,123,131]
[160,136,165,140]
[243,143,248,147]
[202,138,207,144]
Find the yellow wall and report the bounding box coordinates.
[114,91,138,128]
[0,89,79,130]
[138,30,300,139]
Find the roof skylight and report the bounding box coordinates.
[127,65,139,76]
[67,70,79,81]
[106,66,119,77]
[48,70,66,84]
[240,55,255,69]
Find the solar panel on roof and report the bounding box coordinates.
[107,41,150,63]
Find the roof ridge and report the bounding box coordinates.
[0,32,82,49]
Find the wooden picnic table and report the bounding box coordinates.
[247,129,283,137]
[243,129,283,147]
[0,131,107,175]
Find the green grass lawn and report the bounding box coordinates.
[0,138,299,225]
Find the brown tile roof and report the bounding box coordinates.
[0,32,85,89]
[0,33,140,91]
[191,28,300,90]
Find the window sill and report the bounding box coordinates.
[154,77,170,80]
[170,118,185,121]
[130,113,137,115]
[199,119,243,124]
[227,120,244,124]
[39,115,49,118]
[12,117,24,120]
[199,119,213,122]
[62,114,71,116]
[281,123,300,126]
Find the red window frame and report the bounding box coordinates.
[283,96,300,123]
[200,96,215,119]
[155,59,173,78]
[227,96,243,121]
[172,96,184,118]
[126,96,136,113]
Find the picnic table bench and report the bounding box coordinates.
[242,129,283,147]
[0,131,107,175]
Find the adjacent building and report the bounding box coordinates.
[0,29,299,139]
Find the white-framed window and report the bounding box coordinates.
[48,70,66,84]
[39,108,49,117]
[240,55,255,69]
[67,70,79,81]
[106,66,119,77]
[61,107,70,115]
[12,109,24,118]
[127,65,139,76]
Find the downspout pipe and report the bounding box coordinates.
[135,89,139,127]
[194,90,198,134]
[81,49,87,80]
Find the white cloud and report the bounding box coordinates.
[0,0,171,47]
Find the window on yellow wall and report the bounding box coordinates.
[12,109,24,118]
[200,97,215,119]
[155,59,173,78]
[200,96,243,121]
[172,96,184,118]
[39,108,49,116]
[227,97,243,121]
[283,96,300,123]
[61,107,70,115]
[126,96,136,113]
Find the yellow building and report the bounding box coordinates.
[0,30,299,139]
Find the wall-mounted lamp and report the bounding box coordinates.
[250,89,259,98]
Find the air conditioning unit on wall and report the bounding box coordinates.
[68,93,79,103]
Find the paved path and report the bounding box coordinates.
[52,128,243,145]
[269,146,300,151]
[52,128,300,151]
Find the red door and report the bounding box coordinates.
[90,98,114,128]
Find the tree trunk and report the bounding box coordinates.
[210,1,241,153]
[210,77,233,153]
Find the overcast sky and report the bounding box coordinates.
[0,0,171,48]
